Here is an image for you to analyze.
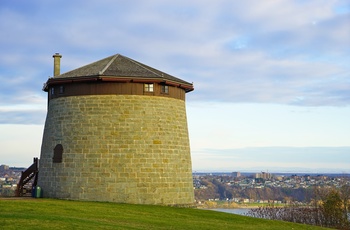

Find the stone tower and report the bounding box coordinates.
[38,53,194,206]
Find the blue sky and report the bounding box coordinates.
[0,0,349,172]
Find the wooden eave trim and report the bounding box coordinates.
[43,76,100,91]
[181,85,194,92]
[44,75,194,92]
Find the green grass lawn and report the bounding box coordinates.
[0,198,329,229]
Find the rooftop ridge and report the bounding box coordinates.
[99,54,120,75]
[120,55,164,79]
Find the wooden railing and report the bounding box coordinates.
[15,158,39,197]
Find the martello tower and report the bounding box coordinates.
[38,53,194,205]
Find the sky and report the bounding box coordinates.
[0,0,349,173]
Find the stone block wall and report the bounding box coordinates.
[38,95,194,205]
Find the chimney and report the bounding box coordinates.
[53,53,62,77]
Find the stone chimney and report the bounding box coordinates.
[53,53,62,77]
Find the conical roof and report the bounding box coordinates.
[56,54,192,86]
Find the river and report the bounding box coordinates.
[212,208,252,216]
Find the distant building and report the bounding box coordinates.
[255,172,272,180]
[231,172,241,178]
[0,165,9,171]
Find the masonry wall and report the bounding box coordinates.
[38,95,194,205]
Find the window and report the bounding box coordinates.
[50,87,55,96]
[59,85,64,94]
[144,83,154,92]
[53,144,63,163]
[161,85,169,94]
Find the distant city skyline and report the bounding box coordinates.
[1,1,349,172]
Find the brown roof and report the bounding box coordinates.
[56,54,193,87]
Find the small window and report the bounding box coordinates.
[161,85,169,94]
[53,144,63,163]
[50,87,55,96]
[144,83,154,92]
[59,86,64,94]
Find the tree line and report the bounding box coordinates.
[195,177,313,202]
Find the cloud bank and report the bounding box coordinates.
[0,0,349,124]
[192,146,350,173]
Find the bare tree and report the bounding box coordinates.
[247,187,350,229]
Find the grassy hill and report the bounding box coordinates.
[0,198,329,229]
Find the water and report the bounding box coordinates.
[213,208,251,216]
